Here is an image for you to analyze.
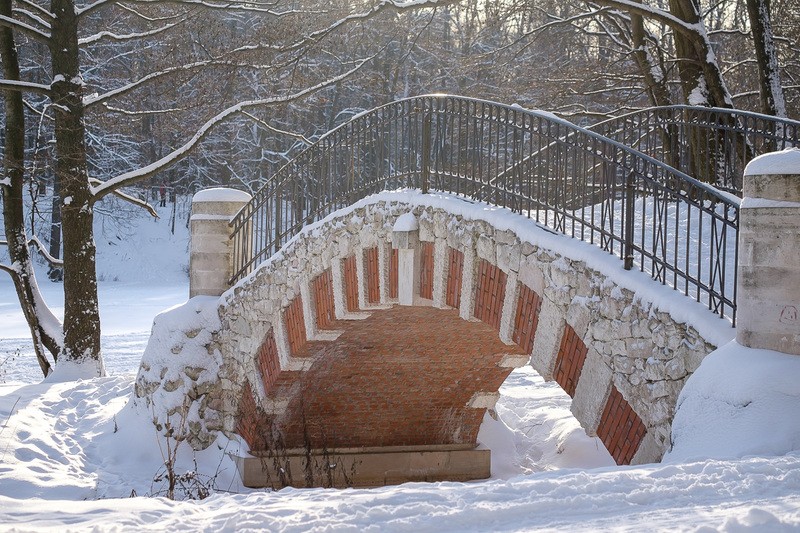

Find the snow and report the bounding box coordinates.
[0,197,190,382]
[2,192,800,530]
[667,340,800,463]
[688,77,710,106]
[2,359,800,530]
[192,187,252,203]
[744,147,800,176]
[393,212,419,232]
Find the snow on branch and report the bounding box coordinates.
[241,111,311,146]
[15,0,54,21]
[12,8,52,30]
[83,60,215,108]
[236,0,459,55]
[91,58,374,200]
[111,2,185,22]
[586,0,700,37]
[0,262,16,277]
[495,7,614,61]
[0,13,50,41]
[88,178,159,217]
[0,78,51,95]
[27,236,63,267]
[102,103,186,116]
[79,22,182,45]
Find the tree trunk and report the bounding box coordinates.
[746,0,787,117]
[630,11,671,108]
[1,0,61,376]
[48,176,63,281]
[668,0,732,108]
[50,0,105,376]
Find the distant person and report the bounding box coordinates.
[159,183,166,207]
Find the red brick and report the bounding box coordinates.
[419,242,435,300]
[389,249,399,299]
[446,247,464,309]
[554,325,588,398]
[251,306,525,451]
[365,247,381,304]
[256,330,280,393]
[285,296,306,356]
[313,269,336,329]
[474,260,506,331]
[512,284,541,354]
[344,256,359,312]
[597,386,647,465]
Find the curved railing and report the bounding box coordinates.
[230,95,740,322]
[590,105,800,195]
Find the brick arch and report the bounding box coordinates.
[235,251,529,454]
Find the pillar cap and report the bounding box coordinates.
[743,149,800,202]
[192,187,252,203]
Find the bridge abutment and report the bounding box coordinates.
[738,152,800,355]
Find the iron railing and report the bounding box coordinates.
[230,95,740,322]
[590,106,800,195]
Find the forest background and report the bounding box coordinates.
[1,0,798,377]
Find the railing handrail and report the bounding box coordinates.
[239,95,740,216]
[589,105,800,195]
[597,104,800,129]
[229,95,741,322]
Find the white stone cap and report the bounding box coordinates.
[744,148,800,176]
[740,197,800,209]
[192,187,252,203]
[393,212,419,232]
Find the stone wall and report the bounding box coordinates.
[135,196,719,463]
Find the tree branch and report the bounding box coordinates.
[88,178,159,217]
[15,0,54,21]
[78,21,181,45]
[0,262,16,277]
[91,56,375,200]
[0,13,49,41]
[0,78,51,95]
[12,8,52,30]
[28,235,63,266]
[586,0,700,37]
[241,110,311,145]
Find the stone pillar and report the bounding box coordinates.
[737,151,800,355]
[190,188,252,298]
[392,212,420,306]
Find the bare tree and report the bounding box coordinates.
[1,0,455,378]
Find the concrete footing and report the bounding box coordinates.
[235,444,491,488]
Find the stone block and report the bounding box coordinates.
[571,347,612,434]
[529,298,565,379]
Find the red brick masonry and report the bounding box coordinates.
[597,385,647,465]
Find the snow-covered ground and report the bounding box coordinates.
[1,193,800,531]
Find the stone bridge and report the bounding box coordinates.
[134,96,800,488]
[136,191,730,487]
